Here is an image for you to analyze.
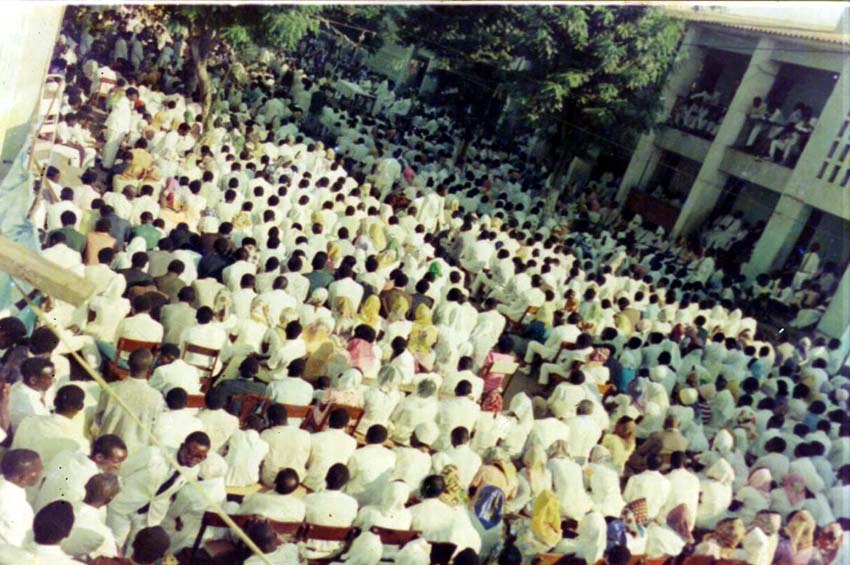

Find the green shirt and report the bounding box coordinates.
[53,226,86,254]
[132,223,162,250]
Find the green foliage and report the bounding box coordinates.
[398,5,685,164]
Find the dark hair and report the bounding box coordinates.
[33,500,74,544]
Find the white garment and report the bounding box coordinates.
[196,408,240,454]
[224,429,269,487]
[11,413,87,465]
[152,409,204,449]
[238,492,306,522]
[0,479,33,546]
[346,444,397,505]
[61,503,118,559]
[95,378,165,455]
[623,470,672,521]
[148,359,202,394]
[304,428,357,492]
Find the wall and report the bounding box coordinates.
[0,4,65,163]
[729,179,780,225]
[768,63,839,116]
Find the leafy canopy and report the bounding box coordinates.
[398,5,685,159]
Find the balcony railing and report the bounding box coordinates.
[668,95,727,141]
[731,116,813,170]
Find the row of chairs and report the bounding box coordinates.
[106,337,220,387]
[191,511,456,564]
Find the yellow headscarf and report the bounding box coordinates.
[368,221,387,252]
[786,510,816,553]
[387,294,409,322]
[357,295,381,328]
[531,490,562,548]
[409,304,438,355]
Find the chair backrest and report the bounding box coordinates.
[369,525,420,546]
[186,394,205,409]
[279,403,311,420]
[268,520,305,542]
[182,342,220,378]
[308,403,365,435]
[110,338,161,380]
[682,557,715,565]
[202,511,252,530]
[302,523,358,542]
[231,394,271,424]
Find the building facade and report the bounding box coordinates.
[617,11,850,341]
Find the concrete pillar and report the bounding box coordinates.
[742,194,811,279]
[673,38,779,237]
[0,5,65,163]
[617,28,704,204]
[819,263,850,339]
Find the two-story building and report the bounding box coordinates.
[617,8,850,341]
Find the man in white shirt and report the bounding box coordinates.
[431,426,482,491]
[25,500,81,565]
[102,88,138,169]
[94,349,165,455]
[265,356,311,408]
[304,408,358,492]
[223,416,269,487]
[61,473,121,560]
[12,384,88,465]
[179,306,228,375]
[345,425,397,506]
[222,248,258,292]
[660,451,701,527]
[35,434,128,512]
[256,276,297,326]
[238,468,306,522]
[8,357,55,432]
[328,264,365,311]
[152,388,204,449]
[263,320,307,382]
[107,431,210,548]
[195,388,240,454]
[408,474,456,544]
[565,400,604,464]
[148,344,202,394]
[622,454,673,521]
[112,294,164,347]
[0,449,42,546]
[433,380,481,451]
[304,463,359,558]
[259,404,312,487]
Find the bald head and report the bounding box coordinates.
[1,449,42,487]
[128,348,154,378]
[84,473,121,507]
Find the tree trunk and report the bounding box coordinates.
[189,35,214,130]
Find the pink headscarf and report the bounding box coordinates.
[783,474,807,506]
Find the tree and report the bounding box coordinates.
[398,6,685,204]
[150,5,389,126]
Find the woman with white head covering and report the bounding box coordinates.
[357,364,404,435]
[743,511,782,565]
[734,468,774,525]
[508,442,553,515]
[547,440,593,520]
[500,392,534,459]
[354,480,413,532]
[697,458,735,530]
[586,445,626,519]
[299,287,335,332]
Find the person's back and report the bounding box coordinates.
[94,350,164,455]
[304,409,357,491]
[260,406,312,485]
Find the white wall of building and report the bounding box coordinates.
[0,4,65,163]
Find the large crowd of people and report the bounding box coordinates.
[0,5,847,565]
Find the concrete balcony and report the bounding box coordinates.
[718,146,793,194]
[655,126,712,163]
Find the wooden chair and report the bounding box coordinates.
[186,394,206,409]
[507,305,539,331]
[107,338,161,381]
[369,525,420,546]
[302,524,358,564]
[230,394,271,424]
[190,512,251,564]
[93,76,117,109]
[279,403,311,420]
[302,403,365,436]
[682,557,715,565]
[182,343,221,382]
